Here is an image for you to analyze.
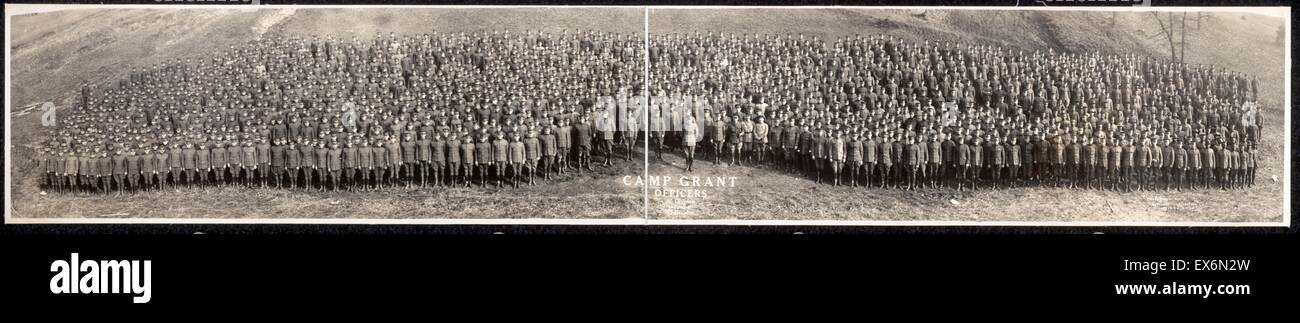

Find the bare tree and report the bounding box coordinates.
[1180,12,1188,63]
[1149,12,1191,64]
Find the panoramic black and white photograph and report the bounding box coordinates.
[6,6,648,221]
[4,5,1289,224]
[641,7,1288,223]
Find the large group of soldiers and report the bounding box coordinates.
[35,30,647,194]
[643,33,1263,192]
[33,30,1266,195]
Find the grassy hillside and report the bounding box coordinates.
[646,8,1286,222]
[7,7,645,219]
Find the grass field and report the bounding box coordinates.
[6,7,1288,222]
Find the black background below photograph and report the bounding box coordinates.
[2,0,1296,311]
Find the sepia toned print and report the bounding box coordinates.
[5,5,1289,225]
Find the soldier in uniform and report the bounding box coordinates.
[277,139,295,189]
[430,131,446,187]
[196,142,213,188]
[181,143,197,189]
[385,136,403,189]
[445,130,462,187]
[81,150,98,193]
[972,135,986,190]
[243,141,259,188]
[1050,135,1065,188]
[1134,137,1150,191]
[492,132,510,188]
[1065,136,1081,189]
[310,141,327,191]
[540,126,558,180]
[754,116,769,164]
[811,127,828,184]
[740,114,755,165]
[285,142,301,189]
[140,148,156,191]
[713,113,728,166]
[556,119,572,173]
[955,135,971,191]
[863,132,878,189]
[727,115,743,166]
[831,129,846,186]
[326,141,343,192]
[400,133,417,188]
[97,150,113,194]
[1187,141,1202,191]
[990,136,1005,188]
[847,131,864,187]
[1007,136,1022,188]
[125,148,141,194]
[461,133,477,188]
[359,141,376,191]
[1214,140,1229,191]
[509,132,526,188]
[524,130,541,185]
[62,150,80,193]
[927,133,943,188]
[1121,138,1136,192]
[1200,141,1215,189]
[574,115,595,172]
[683,112,698,172]
[1173,140,1188,191]
[1082,137,1098,190]
[111,149,128,195]
[600,109,616,166]
[256,138,272,188]
[784,119,800,172]
[35,147,52,191]
[300,139,317,189]
[416,131,433,188]
[212,142,228,187]
[1160,137,1175,190]
[476,133,494,188]
[877,131,893,189]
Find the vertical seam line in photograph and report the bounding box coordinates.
[643,7,651,224]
